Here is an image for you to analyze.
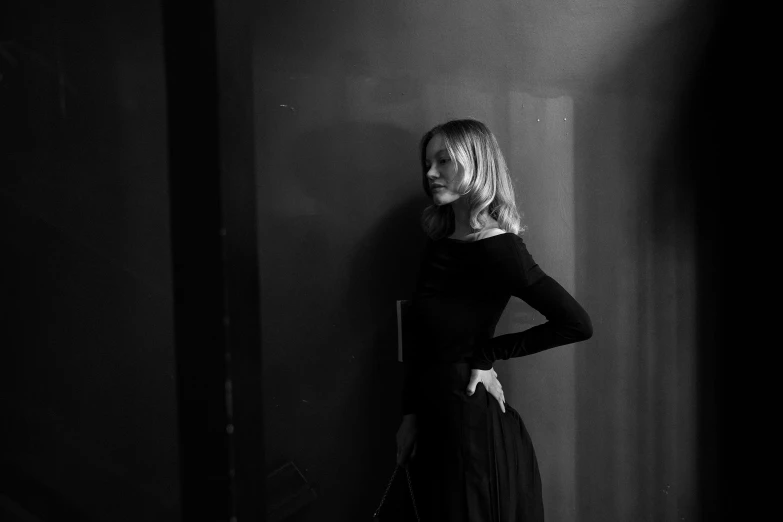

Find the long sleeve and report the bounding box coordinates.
[468,238,593,371]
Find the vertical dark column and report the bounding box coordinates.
[161,2,233,520]
[162,1,265,519]
[215,0,266,520]
[686,2,727,519]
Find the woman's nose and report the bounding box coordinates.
[426,165,438,180]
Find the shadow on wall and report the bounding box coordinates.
[341,194,429,521]
[259,121,430,520]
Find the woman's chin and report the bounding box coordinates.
[432,194,457,206]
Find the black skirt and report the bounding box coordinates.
[408,362,544,522]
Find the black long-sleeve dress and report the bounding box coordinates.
[402,232,592,521]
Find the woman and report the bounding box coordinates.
[395,119,592,521]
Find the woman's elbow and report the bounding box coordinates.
[576,312,593,341]
[569,310,593,342]
[577,319,593,341]
[553,308,593,343]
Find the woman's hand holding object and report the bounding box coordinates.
[396,414,418,467]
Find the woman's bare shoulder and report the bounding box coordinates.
[481,228,507,238]
[474,227,508,240]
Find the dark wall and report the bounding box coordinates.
[253,1,717,521]
[0,1,179,520]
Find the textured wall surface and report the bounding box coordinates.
[253,1,713,520]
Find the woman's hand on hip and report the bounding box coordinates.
[396,414,418,467]
[466,367,506,413]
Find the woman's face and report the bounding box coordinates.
[425,133,462,206]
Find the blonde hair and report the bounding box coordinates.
[419,119,526,240]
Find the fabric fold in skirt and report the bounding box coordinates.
[408,362,544,522]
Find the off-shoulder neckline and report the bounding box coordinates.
[443,232,513,244]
